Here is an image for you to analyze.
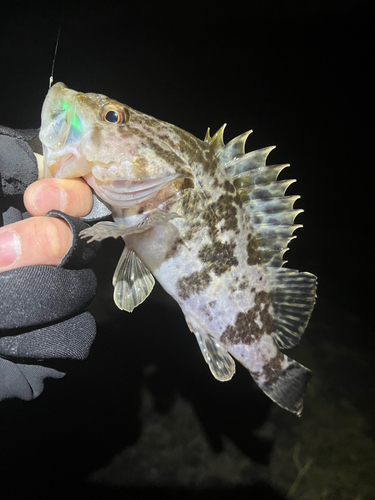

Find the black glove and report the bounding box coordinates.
[0,126,110,401]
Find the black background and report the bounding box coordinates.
[0,1,373,498]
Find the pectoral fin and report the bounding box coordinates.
[79,221,149,242]
[113,246,155,312]
[194,328,236,382]
[79,210,182,243]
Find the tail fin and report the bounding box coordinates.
[257,355,311,415]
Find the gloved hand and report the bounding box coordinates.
[0,125,111,401]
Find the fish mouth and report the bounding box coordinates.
[84,172,183,207]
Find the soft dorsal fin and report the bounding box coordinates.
[266,267,317,349]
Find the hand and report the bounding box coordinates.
[0,178,93,270]
[0,126,109,401]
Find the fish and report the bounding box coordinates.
[40,82,317,415]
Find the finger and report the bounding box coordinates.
[24,178,93,217]
[0,217,72,272]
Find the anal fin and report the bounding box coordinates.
[194,328,236,381]
[113,246,155,312]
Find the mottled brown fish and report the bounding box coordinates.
[40,82,317,415]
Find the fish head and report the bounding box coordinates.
[40,82,194,207]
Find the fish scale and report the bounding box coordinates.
[40,82,317,415]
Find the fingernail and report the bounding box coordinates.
[0,231,21,268]
[33,185,68,214]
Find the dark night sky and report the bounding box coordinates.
[1,0,373,321]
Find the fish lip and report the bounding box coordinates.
[85,172,182,207]
[109,179,170,193]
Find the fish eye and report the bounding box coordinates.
[100,103,129,124]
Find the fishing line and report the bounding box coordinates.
[49,25,61,89]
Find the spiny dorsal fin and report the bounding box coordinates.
[226,145,276,177]
[204,124,226,151]
[205,126,304,268]
[205,125,253,164]
[219,130,253,164]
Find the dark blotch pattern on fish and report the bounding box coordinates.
[164,237,184,260]
[223,179,235,194]
[246,233,262,265]
[201,300,217,321]
[179,189,207,241]
[202,148,220,174]
[221,291,273,345]
[177,269,212,300]
[258,354,284,384]
[239,279,249,290]
[203,192,240,237]
[223,179,242,207]
[198,240,238,276]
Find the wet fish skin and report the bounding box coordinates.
[40,83,317,414]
